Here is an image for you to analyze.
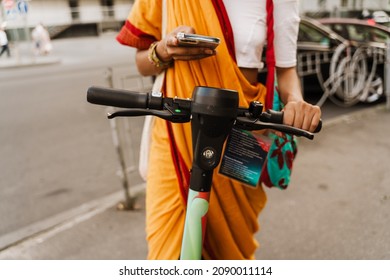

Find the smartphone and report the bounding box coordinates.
[176,32,220,49]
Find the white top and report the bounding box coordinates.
[0,30,8,46]
[223,0,300,69]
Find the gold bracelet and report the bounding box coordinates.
[147,41,173,68]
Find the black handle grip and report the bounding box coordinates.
[314,119,322,133]
[87,86,152,109]
[265,110,322,133]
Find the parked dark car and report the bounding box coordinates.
[318,18,390,47]
[260,16,387,107]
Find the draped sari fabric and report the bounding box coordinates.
[117,0,268,260]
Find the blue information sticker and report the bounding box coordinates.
[219,128,272,187]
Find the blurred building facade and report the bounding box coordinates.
[0,0,134,39]
[300,0,390,17]
[0,0,389,39]
[1,0,133,26]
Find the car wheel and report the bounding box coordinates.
[362,74,384,103]
[358,47,385,103]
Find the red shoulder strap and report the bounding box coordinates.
[265,0,275,110]
[211,0,236,62]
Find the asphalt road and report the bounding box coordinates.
[0,33,147,246]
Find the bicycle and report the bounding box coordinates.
[315,42,385,108]
[87,85,321,260]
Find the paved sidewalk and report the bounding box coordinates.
[0,54,61,68]
[0,103,389,260]
[0,41,61,68]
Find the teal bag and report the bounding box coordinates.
[260,86,298,190]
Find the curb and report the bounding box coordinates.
[0,183,145,253]
[0,57,61,69]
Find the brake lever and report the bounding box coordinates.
[235,117,315,140]
[107,109,191,123]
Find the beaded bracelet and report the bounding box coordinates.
[147,41,173,68]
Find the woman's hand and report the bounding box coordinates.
[136,25,217,76]
[156,25,216,62]
[282,101,322,133]
[276,66,322,133]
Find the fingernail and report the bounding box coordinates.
[204,49,214,55]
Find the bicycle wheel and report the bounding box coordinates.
[328,45,367,107]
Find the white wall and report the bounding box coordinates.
[1,0,132,29]
[28,1,71,26]
[78,0,102,23]
[77,0,132,22]
[114,1,133,21]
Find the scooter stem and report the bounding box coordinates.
[180,86,238,260]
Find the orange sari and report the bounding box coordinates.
[118,0,268,259]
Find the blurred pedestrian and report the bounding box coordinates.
[31,23,52,55]
[360,9,372,20]
[0,24,10,58]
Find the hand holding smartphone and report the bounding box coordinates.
[176,32,220,49]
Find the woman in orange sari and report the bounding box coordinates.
[117,0,321,259]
